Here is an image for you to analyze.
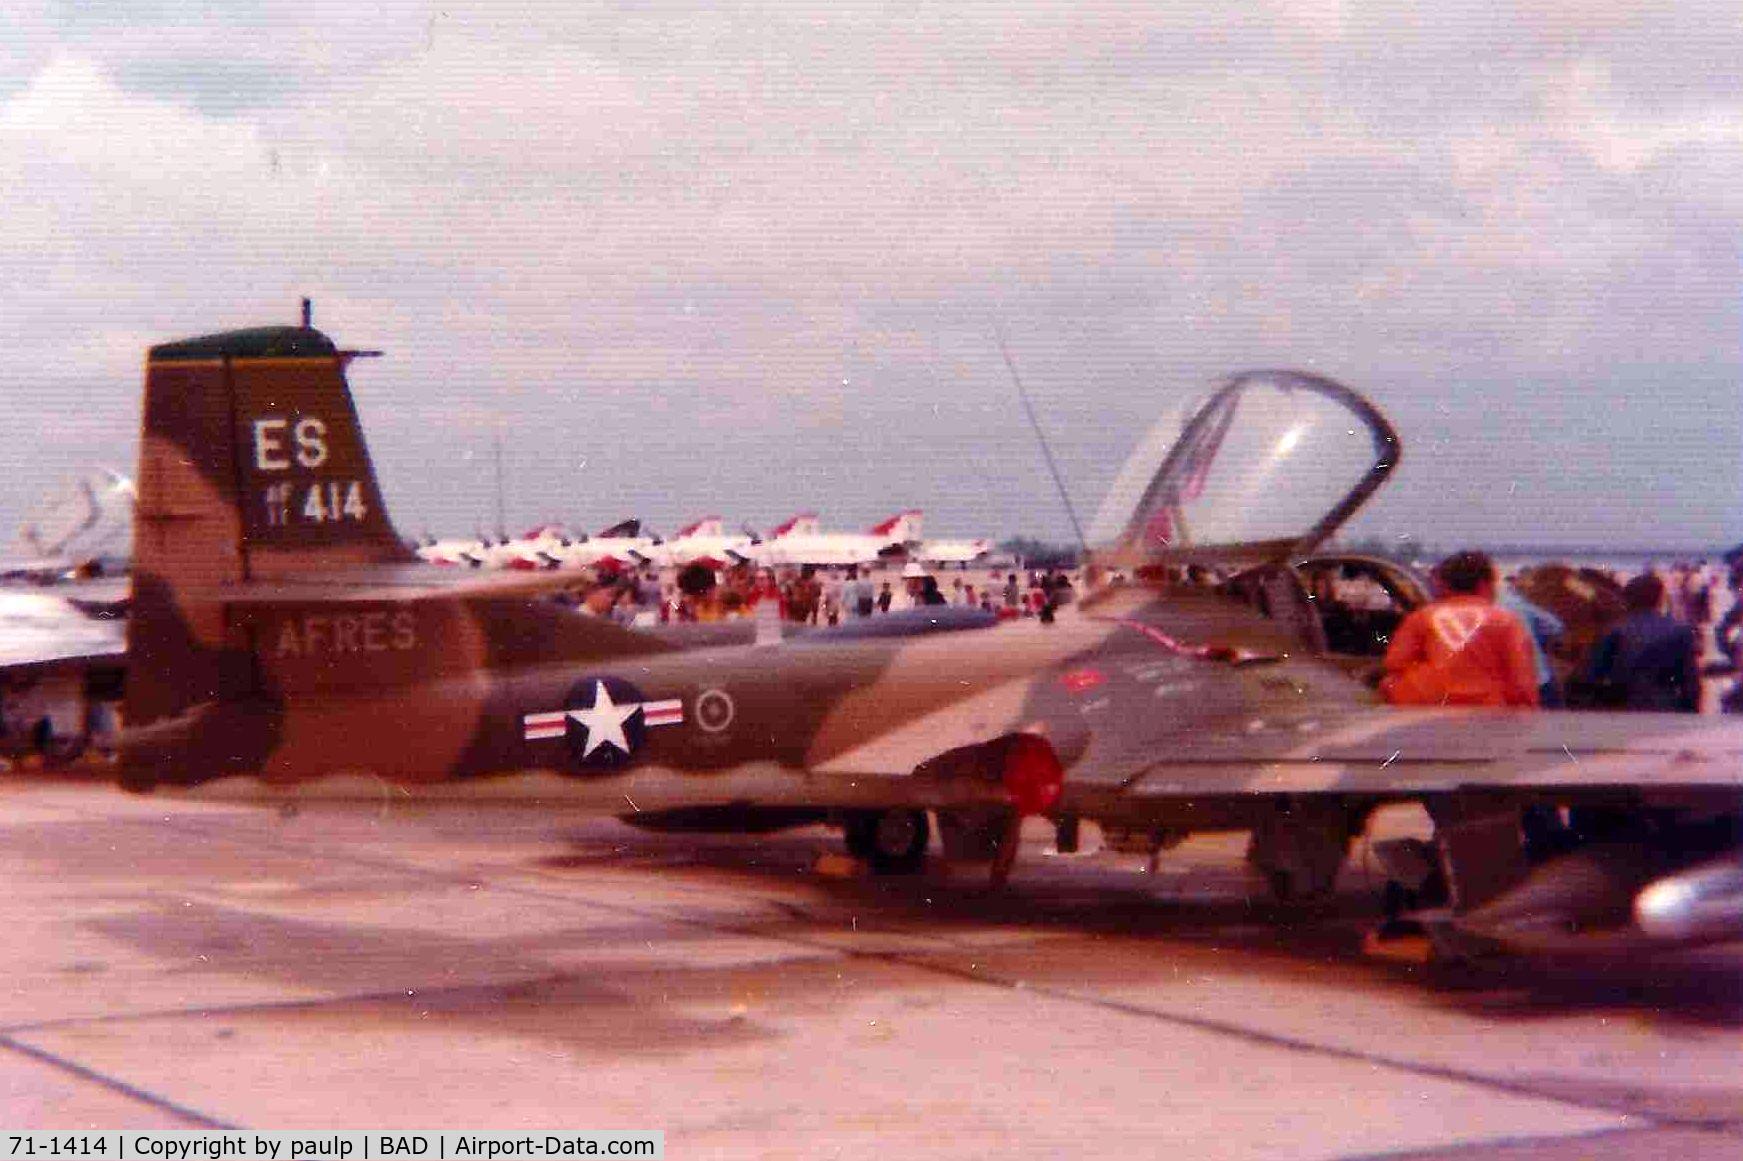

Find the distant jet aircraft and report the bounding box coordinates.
[543,519,661,571]
[749,510,922,566]
[14,320,1743,967]
[417,520,658,571]
[414,534,491,568]
[1,471,135,762]
[470,523,579,571]
[0,586,126,763]
[3,469,135,581]
[639,517,757,570]
[914,536,993,567]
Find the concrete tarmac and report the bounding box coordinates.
[4,782,1743,1159]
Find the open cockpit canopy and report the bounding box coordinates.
[1089,370,1399,567]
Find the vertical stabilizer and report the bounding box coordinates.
[870,510,923,541]
[675,516,725,538]
[119,324,672,793]
[770,513,820,539]
[126,326,412,737]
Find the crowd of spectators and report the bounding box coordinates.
[549,546,1743,714]
[550,561,1083,628]
[1382,551,1740,714]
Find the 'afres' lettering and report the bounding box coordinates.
[274,611,417,658]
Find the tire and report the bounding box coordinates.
[844,809,930,874]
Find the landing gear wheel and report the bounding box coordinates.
[1245,804,1359,907]
[843,809,930,874]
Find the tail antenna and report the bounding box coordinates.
[995,328,1088,554]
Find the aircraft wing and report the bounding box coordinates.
[0,592,127,678]
[812,673,1743,827]
[1096,707,1743,798]
[0,637,126,679]
[806,589,1743,806]
[0,554,73,579]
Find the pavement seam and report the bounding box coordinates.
[0,1032,238,1129]
[34,806,1743,1138]
[0,971,649,1038]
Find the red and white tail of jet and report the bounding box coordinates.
[644,517,756,569]
[672,516,727,539]
[767,512,822,539]
[867,509,924,543]
[415,507,990,572]
[744,510,921,567]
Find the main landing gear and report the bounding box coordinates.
[1245,800,1363,904]
[835,735,1064,880]
[842,808,932,875]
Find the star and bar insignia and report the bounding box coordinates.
[523,678,683,771]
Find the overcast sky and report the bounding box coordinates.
[3,1,1738,550]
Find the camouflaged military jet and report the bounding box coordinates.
[33,321,1743,962]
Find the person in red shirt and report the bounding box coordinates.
[1382,551,1540,708]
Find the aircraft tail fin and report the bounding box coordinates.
[769,512,820,539]
[125,326,414,740]
[870,509,924,541]
[121,324,674,792]
[134,325,411,580]
[674,516,725,538]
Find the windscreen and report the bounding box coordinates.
[1091,370,1397,559]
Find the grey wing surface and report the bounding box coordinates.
[0,593,127,678]
[1094,708,1743,804]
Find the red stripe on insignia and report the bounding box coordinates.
[523,710,569,741]
[642,699,683,726]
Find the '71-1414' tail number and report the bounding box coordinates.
[260,480,368,526]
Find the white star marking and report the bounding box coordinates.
[569,681,639,758]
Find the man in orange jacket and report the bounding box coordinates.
[1382,551,1540,708]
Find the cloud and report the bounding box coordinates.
[1,3,1738,549]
